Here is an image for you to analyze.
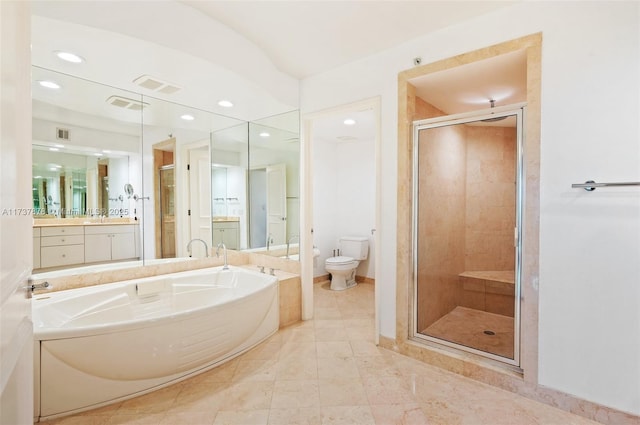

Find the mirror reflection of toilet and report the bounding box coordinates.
[325,236,369,291]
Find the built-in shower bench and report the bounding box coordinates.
[458,271,515,317]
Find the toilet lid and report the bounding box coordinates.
[326,256,354,265]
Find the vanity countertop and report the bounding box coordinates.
[212,216,240,222]
[34,218,139,227]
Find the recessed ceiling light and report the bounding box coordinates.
[34,175,42,179]
[54,144,64,148]
[48,147,59,152]
[218,100,233,108]
[259,132,270,138]
[55,51,84,64]
[38,80,61,89]
[49,167,58,172]
[102,150,111,153]
[94,153,102,157]
[180,114,195,121]
[343,118,356,125]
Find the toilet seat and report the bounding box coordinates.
[325,256,354,266]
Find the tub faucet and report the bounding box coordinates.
[286,235,299,259]
[266,233,273,251]
[187,238,209,258]
[216,242,229,270]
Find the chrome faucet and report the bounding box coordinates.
[286,235,299,259]
[216,242,229,270]
[187,238,209,258]
[266,233,273,251]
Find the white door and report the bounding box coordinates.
[266,163,287,245]
[1,2,34,423]
[188,147,211,257]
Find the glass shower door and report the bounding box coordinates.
[412,107,523,366]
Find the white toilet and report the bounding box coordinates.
[325,236,369,291]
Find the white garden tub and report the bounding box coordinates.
[32,265,279,421]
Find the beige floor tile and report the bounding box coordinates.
[232,358,278,382]
[313,319,345,329]
[355,355,402,378]
[106,413,165,425]
[320,405,376,425]
[362,376,416,405]
[268,407,322,425]
[317,356,360,379]
[171,381,228,413]
[242,341,282,360]
[213,409,270,425]
[271,380,320,409]
[316,341,354,358]
[314,327,349,342]
[349,340,383,357]
[369,403,429,425]
[314,307,343,319]
[318,378,368,406]
[279,341,317,360]
[158,410,217,425]
[221,381,274,410]
[276,356,319,380]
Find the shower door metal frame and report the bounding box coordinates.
[409,103,525,367]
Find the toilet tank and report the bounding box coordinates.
[339,236,369,260]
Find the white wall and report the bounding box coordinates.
[313,136,375,278]
[301,1,640,415]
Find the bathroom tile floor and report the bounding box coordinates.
[421,306,514,359]
[39,281,599,425]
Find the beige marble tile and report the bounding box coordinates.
[276,356,319,380]
[105,414,165,425]
[268,407,322,425]
[271,380,320,409]
[317,356,360,379]
[221,381,274,410]
[369,403,429,425]
[320,405,375,425]
[318,379,368,406]
[158,410,217,425]
[232,358,278,382]
[213,409,270,425]
[316,341,353,358]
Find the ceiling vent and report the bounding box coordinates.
[133,75,182,94]
[106,95,149,110]
[56,127,70,140]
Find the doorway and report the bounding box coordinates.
[152,138,176,258]
[412,105,524,365]
[302,97,381,333]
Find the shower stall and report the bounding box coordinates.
[411,105,524,366]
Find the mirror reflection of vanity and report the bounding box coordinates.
[31,66,301,275]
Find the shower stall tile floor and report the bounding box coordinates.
[421,306,514,359]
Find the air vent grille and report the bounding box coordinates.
[56,127,70,140]
[133,75,182,95]
[106,95,148,110]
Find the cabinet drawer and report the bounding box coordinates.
[41,245,84,268]
[84,224,135,235]
[40,235,85,247]
[40,226,84,237]
[212,221,239,230]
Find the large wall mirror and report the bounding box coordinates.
[210,111,300,255]
[31,66,301,276]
